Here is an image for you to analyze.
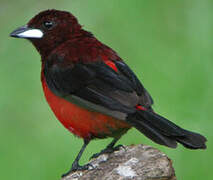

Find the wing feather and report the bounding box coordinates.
[44,58,153,119]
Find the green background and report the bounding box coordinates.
[1,0,212,179]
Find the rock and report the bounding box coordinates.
[61,144,176,180]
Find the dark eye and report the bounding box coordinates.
[43,21,54,29]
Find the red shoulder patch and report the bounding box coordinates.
[101,55,118,72]
[105,60,118,72]
[136,105,147,111]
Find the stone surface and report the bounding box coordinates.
[61,144,176,180]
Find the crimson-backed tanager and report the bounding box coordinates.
[10,9,207,176]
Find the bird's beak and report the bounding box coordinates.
[10,25,43,39]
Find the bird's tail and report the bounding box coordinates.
[127,110,207,149]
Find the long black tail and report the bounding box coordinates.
[127,110,207,149]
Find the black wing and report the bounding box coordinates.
[44,59,153,120]
[114,61,153,107]
[44,57,207,149]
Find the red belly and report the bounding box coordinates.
[41,77,130,139]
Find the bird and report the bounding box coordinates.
[10,9,207,177]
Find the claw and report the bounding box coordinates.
[114,144,126,151]
[90,144,124,160]
[61,163,92,177]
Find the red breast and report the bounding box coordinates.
[41,71,130,139]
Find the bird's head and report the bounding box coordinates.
[10,9,82,57]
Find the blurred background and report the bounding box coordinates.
[1,0,212,179]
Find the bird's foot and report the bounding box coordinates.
[61,163,93,177]
[90,144,125,160]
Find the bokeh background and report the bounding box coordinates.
[1,0,212,179]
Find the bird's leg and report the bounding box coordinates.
[62,139,91,177]
[90,137,124,159]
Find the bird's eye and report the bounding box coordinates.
[43,21,54,29]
